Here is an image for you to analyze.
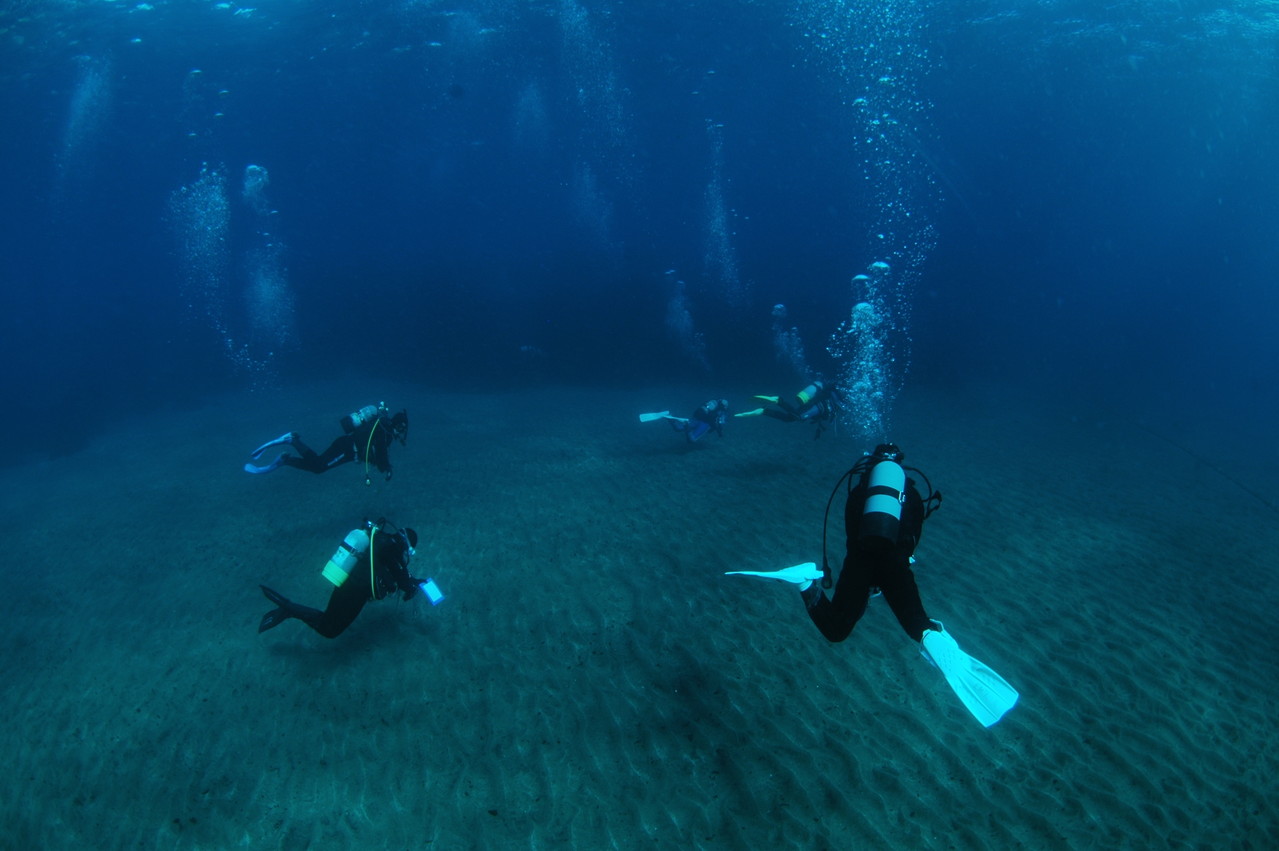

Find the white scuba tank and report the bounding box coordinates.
[341,403,384,433]
[859,458,906,553]
[322,528,371,587]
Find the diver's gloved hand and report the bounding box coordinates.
[401,578,425,601]
[724,562,823,590]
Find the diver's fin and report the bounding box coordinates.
[258,587,296,632]
[260,585,289,607]
[250,432,295,459]
[244,453,290,474]
[725,562,822,588]
[258,608,290,633]
[920,627,1019,727]
[753,395,780,404]
[638,411,671,423]
[734,408,765,418]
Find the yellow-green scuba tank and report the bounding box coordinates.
[322,526,371,587]
[796,380,823,405]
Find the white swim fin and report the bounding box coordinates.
[639,411,689,423]
[920,626,1019,728]
[724,562,823,589]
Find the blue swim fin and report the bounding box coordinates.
[244,453,290,474]
[250,432,295,460]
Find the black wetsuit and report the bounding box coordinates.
[801,475,934,643]
[282,416,395,478]
[260,529,421,639]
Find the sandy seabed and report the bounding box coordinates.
[1,379,1276,850]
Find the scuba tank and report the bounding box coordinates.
[796,380,823,406]
[341,402,386,434]
[818,443,941,588]
[321,526,372,587]
[858,453,907,554]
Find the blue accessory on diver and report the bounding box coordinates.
[419,579,444,606]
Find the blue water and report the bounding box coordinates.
[2,0,1276,459]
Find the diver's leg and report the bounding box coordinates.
[876,561,936,642]
[306,578,370,638]
[802,553,872,642]
[314,436,357,472]
[258,585,325,633]
[281,435,352,475]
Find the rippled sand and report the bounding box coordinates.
[2,380,1275,849]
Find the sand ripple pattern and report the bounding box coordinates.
[0,382,1275,848]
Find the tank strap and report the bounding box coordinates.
[867,484,903,499]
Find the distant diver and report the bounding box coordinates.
[245,402,408,485]
[258,518,442,639]
[736,378,842,439]
[726,444,1019,727]
[638,398,730,443]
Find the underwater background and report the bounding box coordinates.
[4,0,1276,452]
[2,1,1278,849]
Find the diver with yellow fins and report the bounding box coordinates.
[258,518,443,638]
[244,402,408,484]
[726,444,1019,727]
[735,378,843,439]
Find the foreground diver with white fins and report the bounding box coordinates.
[726,444,1018,727]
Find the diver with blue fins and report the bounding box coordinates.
[727,444,1019,727]
[735,378,843,439]
[258,518,444,639]
[244,402,408,484]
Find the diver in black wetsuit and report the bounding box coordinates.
[802,444,939,642]
[728,445,1020,726]
[258,521,425,639]
[736,378,843,439]
[245,403,409,484]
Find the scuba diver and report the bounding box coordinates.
[726,444,1019,727]
[639,399,730,443]
[257,518,443,639]
[245,402,409,484]
[736,378,842,439]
